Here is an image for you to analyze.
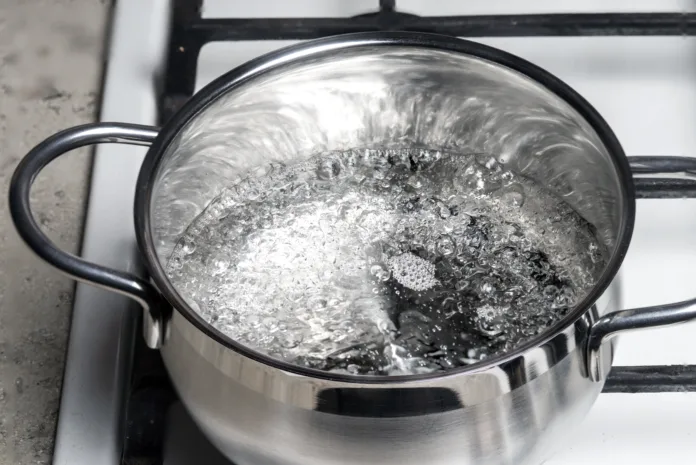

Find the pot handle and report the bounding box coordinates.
[587,156,696,382]
[8,123,167,348]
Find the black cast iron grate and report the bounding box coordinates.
[162,1,696,121]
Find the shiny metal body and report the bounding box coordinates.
[161,292,615,465]
[10,33,696,465]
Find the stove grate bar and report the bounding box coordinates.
[185,13,696,42]
[162,6,696,117]
[604,365,696,393]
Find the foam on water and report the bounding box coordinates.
[165,149,607,375]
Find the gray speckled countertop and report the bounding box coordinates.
[0,1,108,463]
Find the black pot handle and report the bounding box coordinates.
[629,155,696,198]
[8,123,167,348]
[587,156,696,381]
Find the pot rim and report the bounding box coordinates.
[134,31,635,384]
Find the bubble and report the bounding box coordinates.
[543,285,559,298]
[475,152,495,168]
[478,320,503,338]
[436,236,456,256]
[181,238,196,255]
[168,255,183,270]
[387,253,439,292]
[370,264,391,282]
[211,258,230,275]
[465,348,489,361]
[437,202,451,219]
[500,183,526,207]
[316,158,342,180]
[484,158,500,171]
[480,281,496,295]
[405,176,423,191]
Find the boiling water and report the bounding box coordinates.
[165,149,607,375]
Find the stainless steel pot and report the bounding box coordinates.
[10,32,696,465]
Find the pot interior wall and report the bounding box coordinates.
[149,44,625,271]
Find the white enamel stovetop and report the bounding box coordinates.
[53,1,696,464]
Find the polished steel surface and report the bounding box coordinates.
[146,33,627,465]
[588,296,696,382]
[7,123,167,349]
[136,31,635,382]
[160,304,611,465]
[11,32,696,465]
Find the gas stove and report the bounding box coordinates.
[52,1,696,464]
